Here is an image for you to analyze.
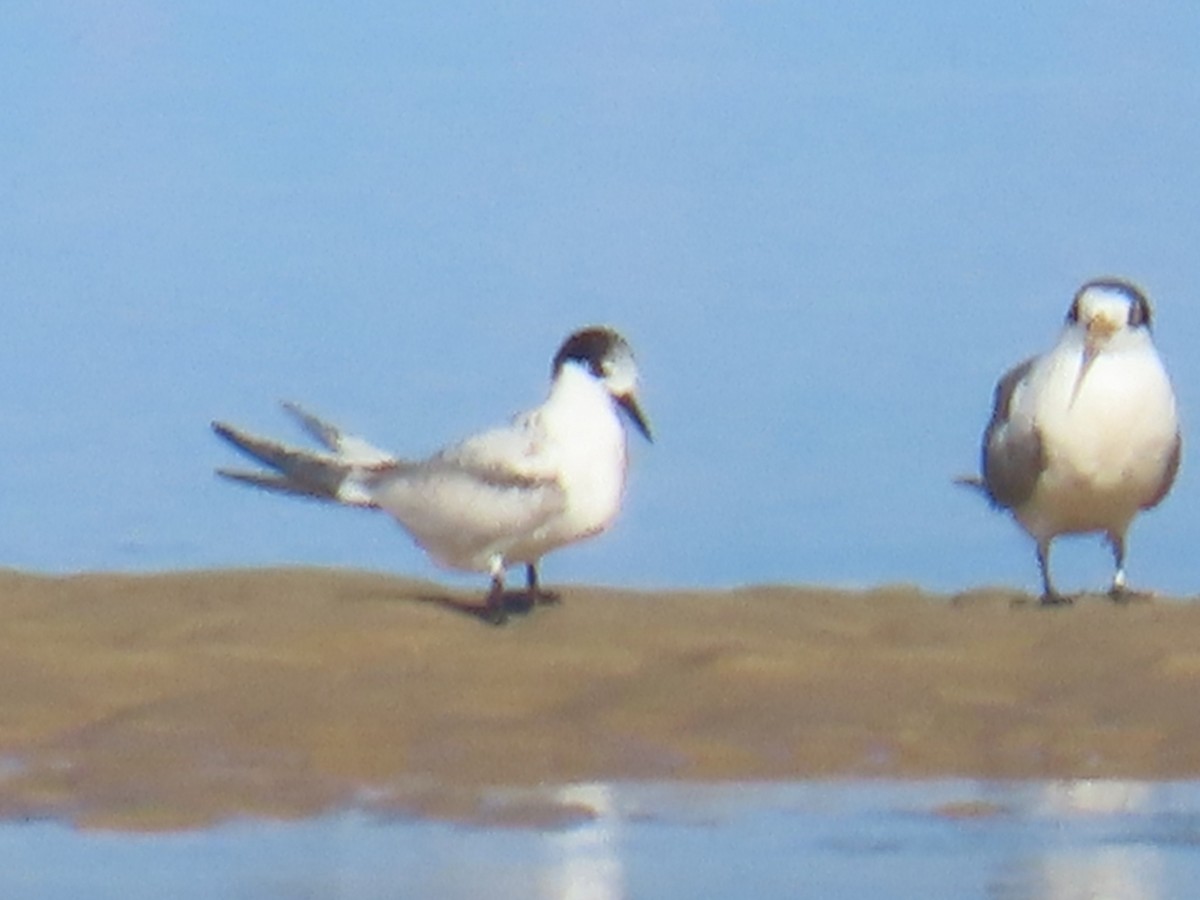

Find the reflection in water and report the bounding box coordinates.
[537,784,626,900]
[3,780,1200,899]
[1024,846,1162,900]
[989,780,1163,900]
[518,779,1183,900]
[1031,779,1153,816]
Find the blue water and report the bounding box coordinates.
[4,780,1200,899]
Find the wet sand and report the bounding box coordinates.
[0,568,1198,829]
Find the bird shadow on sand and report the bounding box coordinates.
[415,590,562,625]
[325,575,562,625]
[949,585,1165,610]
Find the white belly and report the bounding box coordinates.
[1015,346,1178,540]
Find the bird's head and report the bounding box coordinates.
[1065,278,1154,402]
[553,326,653,441]
[1067,277,1153,354]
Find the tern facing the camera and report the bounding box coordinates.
[959,278,1181,604]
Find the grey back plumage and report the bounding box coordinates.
[1142,431,1182,511]
[980,357,1045,510]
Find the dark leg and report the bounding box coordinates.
[526,563,560,605]
[1037,539,1071,606]
[483,573,509,626]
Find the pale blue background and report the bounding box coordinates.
[4,2,1200,596]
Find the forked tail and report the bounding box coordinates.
[212,404,395,508]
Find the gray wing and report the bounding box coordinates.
[427,410,564,493]
[1142,430,1182,510]
[362,411,568,565]
[980,357,1045,510]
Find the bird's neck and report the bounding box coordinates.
[542,364,618,428]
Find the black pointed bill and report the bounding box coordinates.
[618,394,653,442]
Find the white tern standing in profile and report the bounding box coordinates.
[213,326,652,623]
[959,278,1181,604]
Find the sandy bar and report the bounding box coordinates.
[0,568,1197,829]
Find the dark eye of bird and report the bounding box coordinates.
[1066,298,1080,324]
[1128,296,1152,328]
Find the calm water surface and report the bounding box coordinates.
[3,780,1200,899]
